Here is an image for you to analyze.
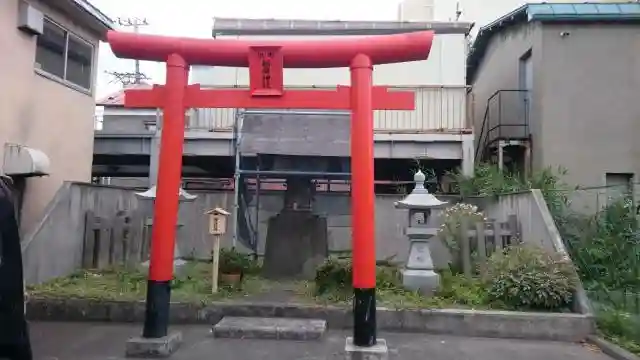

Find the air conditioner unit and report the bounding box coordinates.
[17,1,44,36]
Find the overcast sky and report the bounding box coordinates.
[91,0,403,99]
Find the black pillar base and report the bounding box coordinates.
[142,280,171,338]
[353,287,377,347]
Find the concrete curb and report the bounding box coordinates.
[27,298,594,342]
[212,317,326,340]
[588,336,640,360]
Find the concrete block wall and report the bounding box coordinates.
[23,183,562,285]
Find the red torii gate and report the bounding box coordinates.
[107,29,434,347]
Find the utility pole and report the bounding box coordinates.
[106,17,150,86]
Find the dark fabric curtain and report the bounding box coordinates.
[0,176,32,360]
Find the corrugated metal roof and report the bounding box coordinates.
[96,83,153,107]
[527,2,640,21]
[467,2,640,84]
[212,17,472,36]
[239,112,350,157]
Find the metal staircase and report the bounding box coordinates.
[475,89,532,175]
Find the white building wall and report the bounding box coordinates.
[398,0,435,22]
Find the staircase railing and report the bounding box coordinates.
[475,89,531,162]
[474,90,498,162]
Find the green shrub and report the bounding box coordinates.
[451,164,571,213]
[315,257,353,295]
[437,269,489,307]
[561,198,640,291]
[314,257,402,296]
[484,245,578,311]
[218,247,252,274]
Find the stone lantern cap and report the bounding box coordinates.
[394,170,447,210]
[135,185,198,202]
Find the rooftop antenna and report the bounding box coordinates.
[455,2,462,21]
[105,71,151,86]
[106,17,150,85]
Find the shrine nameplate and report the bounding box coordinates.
[248,46,284,97]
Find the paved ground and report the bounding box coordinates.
[29,322,614,360]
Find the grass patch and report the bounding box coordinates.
[313,268,494,310]
[595,308,640,355]
[28,262,497,310]
[28,261,311,305]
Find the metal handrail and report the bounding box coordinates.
[474,89,501,161]
[475,89,530,162]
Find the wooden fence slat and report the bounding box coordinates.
[96,216,112,269]
[141,218,153,261]
[121,213,131,265]
[475,222,487,276]
[111,214,125,266]
[81,209,158,269]
[463,229,512,237]
[126,210,144,268]
[492,219,502,251]
[460,219,471,277]
[507,214,520,245]
[448,215,520,279]
[82,210,97,268]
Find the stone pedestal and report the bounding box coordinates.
[402,269,440,295]
[125,332,182,358]
[345,337,388,360]
[402,239,440,295]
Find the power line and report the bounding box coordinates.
[107,17,150,86]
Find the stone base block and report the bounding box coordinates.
[402,269,440,295]
[345,337,388,360]
[213,317,326,340]
[125,332,182,358]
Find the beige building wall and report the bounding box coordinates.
[0,0,103,234]
[470,19,640,207]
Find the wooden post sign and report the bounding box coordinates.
[205,207,230,293]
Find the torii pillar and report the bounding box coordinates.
[107,30,434,352]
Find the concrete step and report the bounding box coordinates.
[213,317,326,341]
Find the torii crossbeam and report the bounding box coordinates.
[107,29,434,348]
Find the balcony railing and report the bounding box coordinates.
[475,89,531,161]
[189,85,469,133]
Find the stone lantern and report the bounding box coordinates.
[394,170,447,295]
[136,185,197,275]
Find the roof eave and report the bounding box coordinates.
[60,0,115,40]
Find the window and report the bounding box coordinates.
[35,18,93,90]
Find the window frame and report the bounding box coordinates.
[34,17,95,94]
